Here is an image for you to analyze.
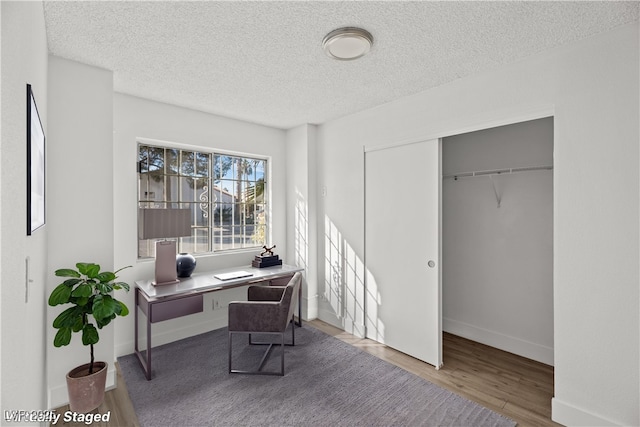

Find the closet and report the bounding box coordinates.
[442,117,554,365]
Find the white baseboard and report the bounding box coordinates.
[443,317,554,366]
[48,364,117,410]
[552,398,619,426]
[317,304,341,326]
[351,322,365,338]
[303,294,319,320]
[316,305,365,338]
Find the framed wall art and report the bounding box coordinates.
[27,84,45,235]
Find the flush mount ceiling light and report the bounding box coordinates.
[322,27,373,61]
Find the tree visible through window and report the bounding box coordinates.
[138,143,267,258]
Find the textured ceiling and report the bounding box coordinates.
[43,1,639,129]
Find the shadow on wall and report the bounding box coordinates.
[323,215,372,338]
[364,269,384,343]
[294,190,309,273]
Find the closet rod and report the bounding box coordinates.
[443,165,553,180]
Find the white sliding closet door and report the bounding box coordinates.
[365,139,442,367]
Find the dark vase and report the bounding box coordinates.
[176,253,196,277]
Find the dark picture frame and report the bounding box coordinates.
[27,84,45,235]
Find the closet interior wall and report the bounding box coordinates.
[442,117,554,365]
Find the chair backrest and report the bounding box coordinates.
[280,272,302,328]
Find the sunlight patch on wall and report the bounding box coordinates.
[294,190,308,272]
[323,215,366,335]
[365,269,384,343]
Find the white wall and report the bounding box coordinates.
[46,56,115,409]
[285,124,319,320]
[43,65,288,408]
[442,118,554,365]
[112,93,287,357]
[0,1,49,420]
[316,23,638,426]
[315,119,367,336]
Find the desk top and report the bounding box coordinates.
[136,264,303,301]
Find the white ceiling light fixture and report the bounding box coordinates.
[323,27,374,61]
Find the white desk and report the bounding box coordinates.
[134,264,303,380]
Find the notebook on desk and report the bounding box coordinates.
[213,270,254,281]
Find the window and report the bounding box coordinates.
[138,143,268,258]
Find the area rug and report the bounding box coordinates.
[118,325,516,426]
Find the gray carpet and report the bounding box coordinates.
[118,325,516,427]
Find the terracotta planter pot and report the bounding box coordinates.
[66,361,108,413]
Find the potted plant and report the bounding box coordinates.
[48,262,131,413]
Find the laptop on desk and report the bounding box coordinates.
[214,270,254,281]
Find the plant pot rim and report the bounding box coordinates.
[66,361,108,379]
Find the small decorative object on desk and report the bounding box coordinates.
[176,252,196,278]
[253,245,283,268]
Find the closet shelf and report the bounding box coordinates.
[443,165,553,180]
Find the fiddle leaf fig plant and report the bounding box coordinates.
[49,262,131,374]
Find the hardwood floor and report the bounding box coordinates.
[53,319,559,426]
[311,319,560,427]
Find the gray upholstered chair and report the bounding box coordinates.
[228,272,302,375]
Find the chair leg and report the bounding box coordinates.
[291,316,295,346]
[229,331,287,376]
[257,343,275,372]
[280,332,285,375]
[228,332,232,373]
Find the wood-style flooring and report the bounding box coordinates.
[312,320,560,427]
[53,319,559,426]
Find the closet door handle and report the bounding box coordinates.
[427,260,436,268]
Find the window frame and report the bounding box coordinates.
[137,139,270,259]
